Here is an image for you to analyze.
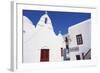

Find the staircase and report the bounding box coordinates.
[84,49,91,59]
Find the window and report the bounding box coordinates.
[45,17,47,24]
[76,34,83,45]
[61,48,63,56]
[76,55,81,60]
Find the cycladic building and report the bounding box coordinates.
[68,19,91,60]
[23,12,66,63]
[23,11,91,62]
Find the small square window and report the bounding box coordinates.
[76,34,83,45]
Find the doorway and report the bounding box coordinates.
[40,49,49,62]
[76,55,81,60]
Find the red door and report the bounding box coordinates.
[40,49,49,62]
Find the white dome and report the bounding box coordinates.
[23,16,33,24]
[23,16,36,43]
[23,16,35,33]
[58,32,63,38]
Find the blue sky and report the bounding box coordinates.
[23,10,91,35]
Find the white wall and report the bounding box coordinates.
[23,13,64,62]
[24,34,63,62]
[68,19,91,60]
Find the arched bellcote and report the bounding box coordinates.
[36,11,54,31]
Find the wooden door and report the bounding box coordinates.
[40,49,49,62]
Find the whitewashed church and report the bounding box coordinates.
[23,12,66,63]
